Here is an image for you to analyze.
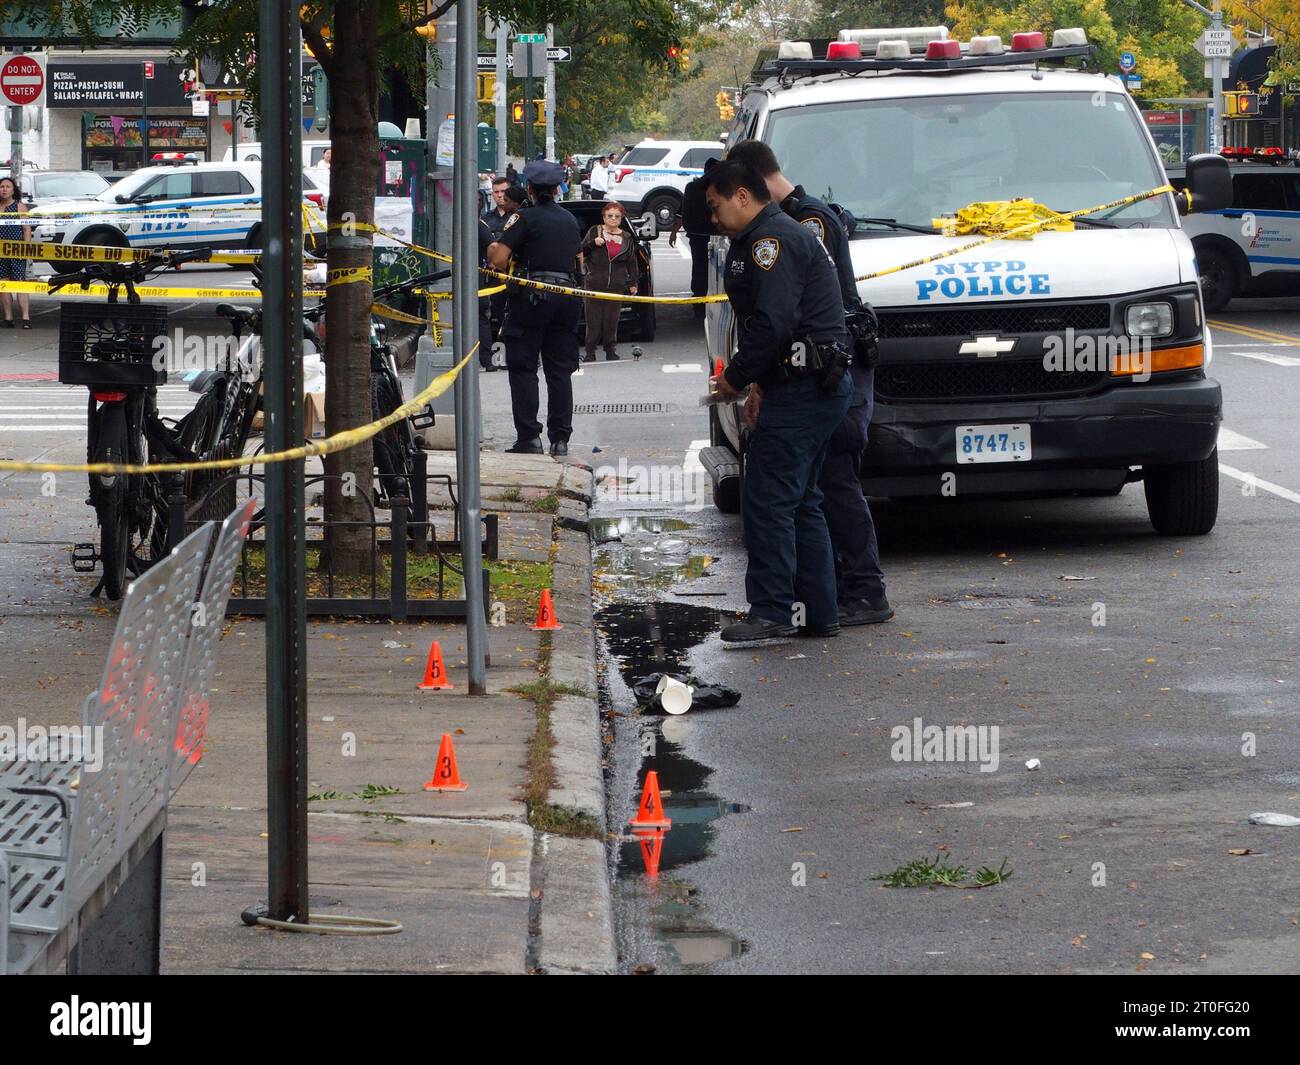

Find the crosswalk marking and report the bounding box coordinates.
[1219,464,1300,506]
[1229,350,1300,366]
[0,383,197,432]
[1218,427,1269,452]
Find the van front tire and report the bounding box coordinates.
[1143,447,1219,536]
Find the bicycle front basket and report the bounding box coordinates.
[58,303,170,387]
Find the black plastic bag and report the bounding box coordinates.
[630,672,741,713]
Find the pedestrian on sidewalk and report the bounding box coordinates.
[579,201,639,362]
[0,177,32,329]
[588,155,609,200]
[728,139,891,626]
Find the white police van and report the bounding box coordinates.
[701,25,1233,535]
[608,138,725,229]
[1169,149,1300,311]
[29,158,265,271]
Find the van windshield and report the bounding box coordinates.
[765,90,1175,231]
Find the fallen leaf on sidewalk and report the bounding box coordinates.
[781,826,805,833]
[531,888,542,900]
[1140,952,1156,961]
[1228,848,1252,856]
[1071,933,1087,947]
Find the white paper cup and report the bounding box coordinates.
[655,675,694,715]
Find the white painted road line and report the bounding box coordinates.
[1217,428,1269,452]
[1220,464,1300,506]
[0,426,84,432]
[1230,350,1300,366]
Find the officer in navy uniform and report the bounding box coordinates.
[728,140,892,626]
[487,160,582,456]
[706,160,853,642]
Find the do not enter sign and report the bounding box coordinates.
[0,54,46,107]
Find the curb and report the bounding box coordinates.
[535,461,616,974]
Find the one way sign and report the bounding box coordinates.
[477,47,570,69]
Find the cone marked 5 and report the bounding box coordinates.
[418,640,453,690]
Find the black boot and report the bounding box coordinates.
[720,617,796,643]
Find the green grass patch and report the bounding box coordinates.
[509,666,598,838]
[528,492,560,514]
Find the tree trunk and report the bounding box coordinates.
[321,0,380,576]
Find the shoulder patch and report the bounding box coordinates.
[801,216,825,244]
[503,212,520,230]
[752,236,780,271]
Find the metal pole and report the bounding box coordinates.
[495,19,507,174]
[1211,4,1224,153]
[456,0,487,694]
[260,0,308,923]
[8,107,21,191]
[141,61,149,169]
[524,50,534,162]
[544,24,555,163]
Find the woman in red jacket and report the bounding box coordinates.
[579,202,639,361]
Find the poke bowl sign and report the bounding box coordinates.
[0,53,46,107]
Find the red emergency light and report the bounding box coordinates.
[1011,31,1045,51]
[925,40,961,60]
[825,41,861,59]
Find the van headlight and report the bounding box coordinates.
[1125,302,1174,338]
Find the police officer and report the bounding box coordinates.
[487,160,582,457]
[705,160,853,642]
[728,140,892,626]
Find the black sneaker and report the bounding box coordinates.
[605,351,620,361]
[720,618,797,643]
[549,440,568,457]
[506,438,543,454]
[839,596,894,626]
[795,622,841,638]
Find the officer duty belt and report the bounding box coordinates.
[522,271,575,284]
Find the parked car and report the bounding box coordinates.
[560,199,658,341]
[1168,149,1300,312]
[1,169,110,203]
[28,158,310,271]
[606,139,724,228]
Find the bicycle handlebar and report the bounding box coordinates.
[372,269,451,300]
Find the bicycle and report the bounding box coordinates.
[303,269,448,511]
[51,248,215,599]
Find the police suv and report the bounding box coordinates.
[29,157,265,271]
[701,25,1232,535]
[1169,148,1300,312]
[607,138,725,229]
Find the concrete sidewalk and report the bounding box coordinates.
[0,451,612,975]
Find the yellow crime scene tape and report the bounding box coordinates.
[0,238,262,267]
[0,348,477,476]
[0,279,324,300]
[327,265,372,287]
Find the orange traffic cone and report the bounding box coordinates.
[423,732,468,791]
[629,770,672,829]
[418,640,453,690]
[532,589,562,630]
[633,828,665,878]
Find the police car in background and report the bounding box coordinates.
[29,157,268,272]
[606,138,725,229]
[1169,147,1300,312]
[701,25,1232,536]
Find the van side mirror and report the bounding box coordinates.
[1179,153,1231,215]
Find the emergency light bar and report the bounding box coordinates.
[752,27,1095,80]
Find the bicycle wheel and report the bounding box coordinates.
[93,405,131,600]
[371,374,411,505]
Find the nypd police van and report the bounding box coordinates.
[701,25,1232,535]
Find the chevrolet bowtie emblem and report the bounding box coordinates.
[959,335,1016,358]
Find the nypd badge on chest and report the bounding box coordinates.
[752,237,781,270]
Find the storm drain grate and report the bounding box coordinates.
[574,402,666,415]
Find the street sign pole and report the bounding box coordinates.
[545,23,555,162]
[495,18,507,173]
[524,47,534,162]
[1211,4,1224,152]
[260,0,308,925]
[456,0,488,695]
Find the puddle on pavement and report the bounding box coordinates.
[594,514,749,970]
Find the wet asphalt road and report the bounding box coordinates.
[1,247,1298,974]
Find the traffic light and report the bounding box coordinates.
[667,39,681,60]
[477,73,496,104]
[532,99,546,125]
[512,100,545,124]
[716,90,735,122]
[512,101,525,124]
